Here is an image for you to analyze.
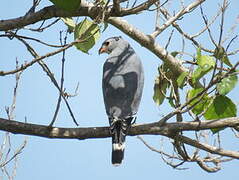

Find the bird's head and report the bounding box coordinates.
[98,36,123,55]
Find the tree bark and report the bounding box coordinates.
[0,117,238,139]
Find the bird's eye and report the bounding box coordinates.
[104,42,110,46]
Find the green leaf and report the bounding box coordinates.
[204,95,237,119]
[196,47,201,60]
[191,65,210,84]
[168,97,176,108]
[168,87,176,108]
[217,74,238,95]
[102,22,108,33]
[187,88,212,115]
[49,0,81,12]
[177,71,189,88]
[97,0,107,5]
[204,95,237,133]
[192,55,215,84]
[222,55,233,67]
[171,51,179,57]
[214,46,233,67]
[214,46,224,59]
[61,17,76,33]
[153,77,169,106]
[197,55,215,68]
[74,19,100,53]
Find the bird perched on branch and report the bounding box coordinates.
[99,36,144,166]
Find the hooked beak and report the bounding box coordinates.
[98,47,106,55]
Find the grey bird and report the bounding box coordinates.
[99,36,144,166]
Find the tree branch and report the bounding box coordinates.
[0,1,157,32]
[176,134,239,159]
[1,117,239,139]
[113,0,121,15]
[151,0,206,39]
[0,2,191,80]
[0,5,91,31]
[120,0,159,16]
[0,36,89,76]
[108,17,188,77]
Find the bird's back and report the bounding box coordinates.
[102,44,144,119]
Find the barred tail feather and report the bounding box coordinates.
[112,143,125,166]
[110,117,134,166]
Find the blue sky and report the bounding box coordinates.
[0,0,239,179]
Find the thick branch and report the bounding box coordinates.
[108,17,188,77]
[0,6,86,31]
[113,0,121,15]
[1,117,239,159]
[0,1,156,31]
[0,117,109,139]
[0,117,239,139]
[0,3,188,78]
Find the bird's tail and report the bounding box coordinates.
[110,117,133,166]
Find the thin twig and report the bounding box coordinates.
[1,32,66,48]
[151,0,206,39]
[12,34,79,126]
[199,4,217,47]
[49,31,68,127]
[23,18,60,32]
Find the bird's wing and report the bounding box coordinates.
[102,48,144,118]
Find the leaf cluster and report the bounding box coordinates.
[153,48,238,133]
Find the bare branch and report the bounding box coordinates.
[218,0,229,45]
[11,33,80,126]
[108,17,188,77]
[151,0,206,39]
[0,1,159,32]
[0,61,27,178]
[23,18,60,32]
[196,157,221,173]
[0,5,91,31]
[0,39,73,76]
[0,32,65,48]
[176,135,239,159]
[199,4,217,47]
[137,136,182,160]
[120,0,159,15]
[158,6,220,53]
[0,138,27,168]
[50,31,68,127]
[113,0,121,15]
[0,34,92,76]
[0,116,239,139]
